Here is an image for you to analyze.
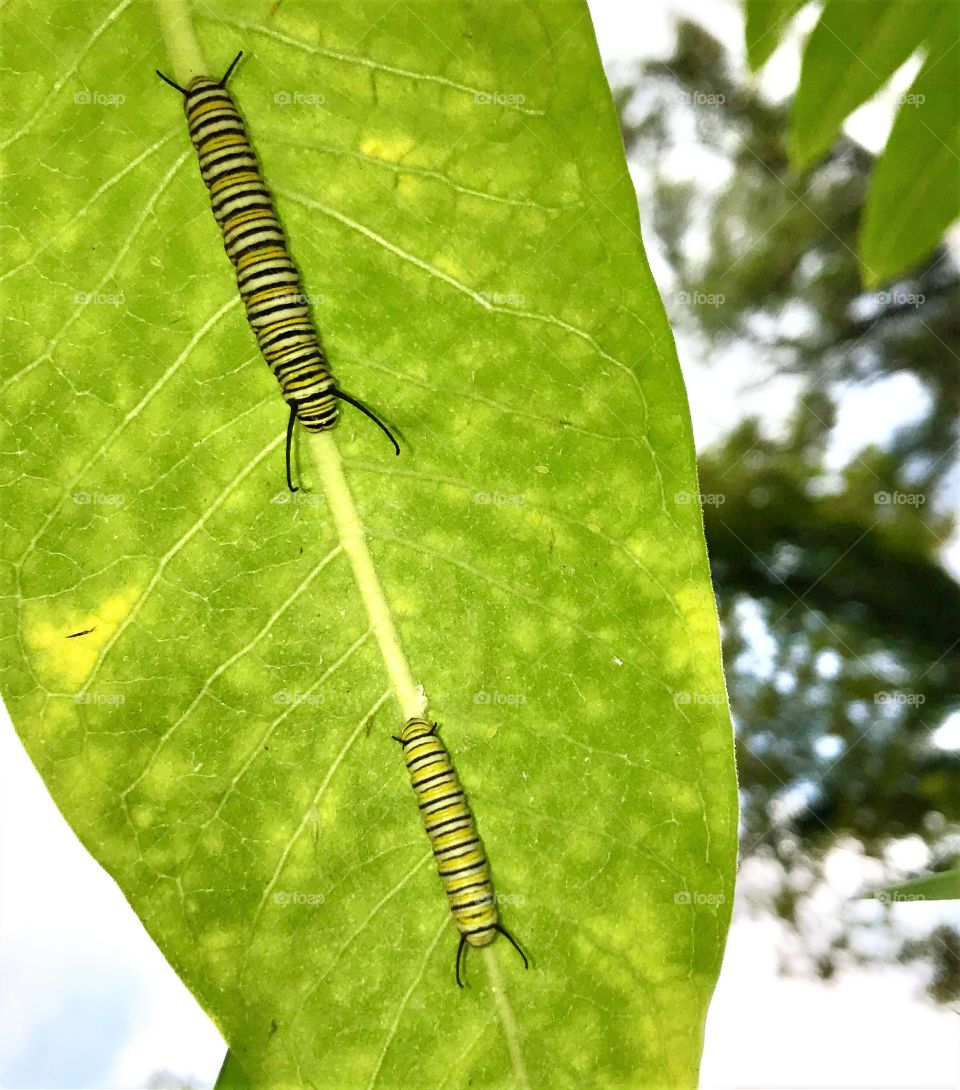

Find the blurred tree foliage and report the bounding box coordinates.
[613,20,959,1000]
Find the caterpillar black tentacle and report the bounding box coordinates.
[157,51,399,490]
[394,716,528,987]
[285,400,298,494]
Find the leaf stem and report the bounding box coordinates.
[481,946,531,1090]
[154,0,207,81]
[308,433,424,720]
[152,0,425,726]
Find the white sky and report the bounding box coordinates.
[2,2,958,1087]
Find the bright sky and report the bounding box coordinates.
[2,2,958,1087]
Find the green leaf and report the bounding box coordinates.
[869,869,960,902]
[215,1049,253,1090]
[788,0,932,171]
[860,6,960,286]
[744,0,808,70]
[0,1,737,1086]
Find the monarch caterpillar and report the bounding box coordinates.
[393,716,528,986]
[156,52,399,491]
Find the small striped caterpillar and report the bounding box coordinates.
[394,716,528,986]
[157,52,398,491]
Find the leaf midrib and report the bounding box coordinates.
[150,2,534,1080]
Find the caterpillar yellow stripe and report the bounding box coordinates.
[156,52,398,491]
[394,716,528,986]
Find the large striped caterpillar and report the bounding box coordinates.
[157,52,398,491]
[394,716,528,986]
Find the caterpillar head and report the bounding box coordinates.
[186,75,222,96]
[393,717,435,746]
[156,51,243,100]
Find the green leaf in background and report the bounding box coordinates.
[859,4,960,287]
[0,1,737,1086]
[869,869,960,903]
[788,0,931,171]
[743,0,808,71]
[747,0,960,286]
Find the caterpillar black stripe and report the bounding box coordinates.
[157,52,399,491]
[393,716,528,986]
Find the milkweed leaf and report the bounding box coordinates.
[744,0,808,71]
[859,6,960,287]
[788,0,931,172]
[0,1,737,1085]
